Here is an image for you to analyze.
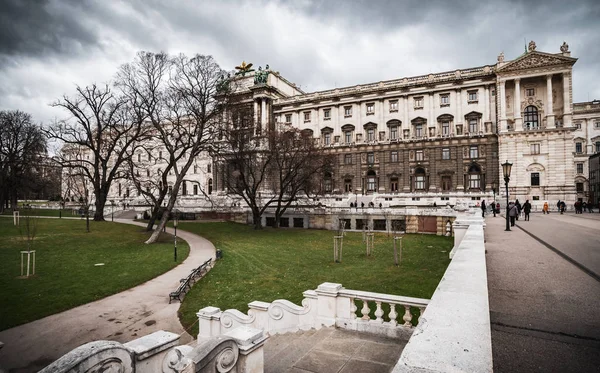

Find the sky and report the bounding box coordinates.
[1,0,599,125]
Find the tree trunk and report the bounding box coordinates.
[146,211,169,244]
[93,192,107,221]
[252,209,262,230]
[146,203,162,231]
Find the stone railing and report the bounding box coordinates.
[197,283,429,340]
[393,210,492,372]
[38,328,267,373]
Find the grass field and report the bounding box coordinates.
[0,218,189,331]
[178,222,452,334]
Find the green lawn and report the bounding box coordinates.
[178,222,452,334]
[0,218,189,331]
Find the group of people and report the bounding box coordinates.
[573,200,595,214]
[506,199,532,226]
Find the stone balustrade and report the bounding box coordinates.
[197,282,429,341]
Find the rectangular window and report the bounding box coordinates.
[207,164,211,173]
[469,119,477,133]
[442,148,450,160]
[442,121,450,136]
[575,142,582,153]
[303,111,311,122]
[344,154,352,165]
[389,100,398,112]
[391,151,398,162]
[526,88,535,96]
[367,129,375,141]
[440,94,450,106]
[416,150,424,161]
[414,97,424,109]
[193,185,198,195]
[595,121,600,128]
[415,124,423,138]
[441,176,452,191]
[344,179,352,192]
[577,163,584,174]
[366,103,374,115]
[390,126,398,140]
[323,108,331,120]
[367,177,376,192]
[576,182,584,192]
[324,178,332,193]
[531,143,540,154]
[468,90,478,102]
[403,129,410,139]
[324,133,331,145]
[367,152,375,164]
[159,151,162,159]
[390,178,398,192]
[285,114,292,124]
[469,174,480,189]
[415,176,425,190]
[596,141,600,153]
[470,145,479,158]
[345,131,352,144]
[575,122,582,129]
[531,172,540,186]
[344,106,352,117]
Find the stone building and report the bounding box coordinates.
[573,100,600,202]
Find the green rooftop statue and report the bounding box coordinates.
[254,65,269,84]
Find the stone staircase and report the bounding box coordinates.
[263,327,407,373]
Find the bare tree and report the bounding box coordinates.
[118,52,229,243]
[46,84,144,221]
[0,110,46,211]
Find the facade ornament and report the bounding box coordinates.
[428,74,434,83]
[497,52,504,63]
[254,66,269,84]
[528,40,537,52]
[235,61,254,76]
[560,41,569,53]
[455,70,462,79]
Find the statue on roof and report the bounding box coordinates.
[235,61,254,76]
[497,52,505,63]
[254,66,269,85]
[560,41,569,53]
[528,40,537,52]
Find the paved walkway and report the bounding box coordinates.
[485,213,600,372]
[0,219,215,373]
[264,327,407,373]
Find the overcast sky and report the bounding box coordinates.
[1,0,599,124]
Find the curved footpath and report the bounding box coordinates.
[0,218,215,373]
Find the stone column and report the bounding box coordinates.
[315,282,342,327]
[260,98,267,127]
[514,79,522,130]
[403,95,409,137]
[253,99,259,126]
[428,92,435,137]
[455,89,462,134]
[499,81,507,132]
[546,75,555,128]
[483,85,490,133]
[563,72,572,127]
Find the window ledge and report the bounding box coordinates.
[366,112,375,116]
[389,109,398,113]
[304,120,311,123]
[440,103,450,108]
[344,115,352,118]
[323,117,331,121]
[414,106,424,110]
[468,100,479,104]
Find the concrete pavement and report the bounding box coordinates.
[485,213,600,372]
[0,219,215,373]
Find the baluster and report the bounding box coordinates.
[350,298,357,319]
[403,305,412,327]
[418,307,426,323]
[389,304,398,326]
[374,302,384,323]
[361,299,370,320]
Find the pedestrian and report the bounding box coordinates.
[582,201,587,213]
[508,202,518,226]
[588,201,594,213]
[515,199,522,220]
[560,200,566,214]
[543,201,549,214]
[523,199,531,221]
[496,202,500,214]
[557,200,561,213]
[481,200,486,218]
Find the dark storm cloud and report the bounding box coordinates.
[0,0,100,58]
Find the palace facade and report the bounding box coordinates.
[88,41,600,211]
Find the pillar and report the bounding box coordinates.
[484,85,491,132]
[514,79,522,130]
[562,72,572,127]
[546,75,555,128]
[260,98,267,127]
[455,88,462,133]
[428,93,435,137]
[499,81,507,132]
[403,95,409,137]
[253,100,259,126]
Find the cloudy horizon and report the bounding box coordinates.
[1,0,599,124]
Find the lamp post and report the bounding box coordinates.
[173,210,179,262]
[110,200,115,222]
[502,161,512,231]
[355,191,358,211]
[492,181,497,217]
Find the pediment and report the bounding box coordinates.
[497,51,577,73]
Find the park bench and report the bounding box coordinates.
[169,258,214,303]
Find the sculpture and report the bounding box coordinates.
[235,61,254,76]
[528,40,536,52]
[560,41,569,53]
[254,66,269,85]
[497,52,504,63]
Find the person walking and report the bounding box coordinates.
[496,202,500,214]
[557,200,561,213]
[515,199,522,220]
[508,202,518,226]
[523,200,531,221]
[481,200,486,218]
[543,201,549,214]
[560,200,566,214]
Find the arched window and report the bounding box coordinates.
[324,172,333,193]
[208,178,213,194]
[366,170,377,192]
[524,106,539,130]
[468,164,481,190]
[414,168,426,190]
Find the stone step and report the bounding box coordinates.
[264,328,334,373]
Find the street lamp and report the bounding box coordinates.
[110,200,115,222]
[502,161,512,231]
[355,191,358,211]
[173,210,179,262]
[492,181,497,217]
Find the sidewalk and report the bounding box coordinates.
[484,214,600,372]
[0,219,215,373]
